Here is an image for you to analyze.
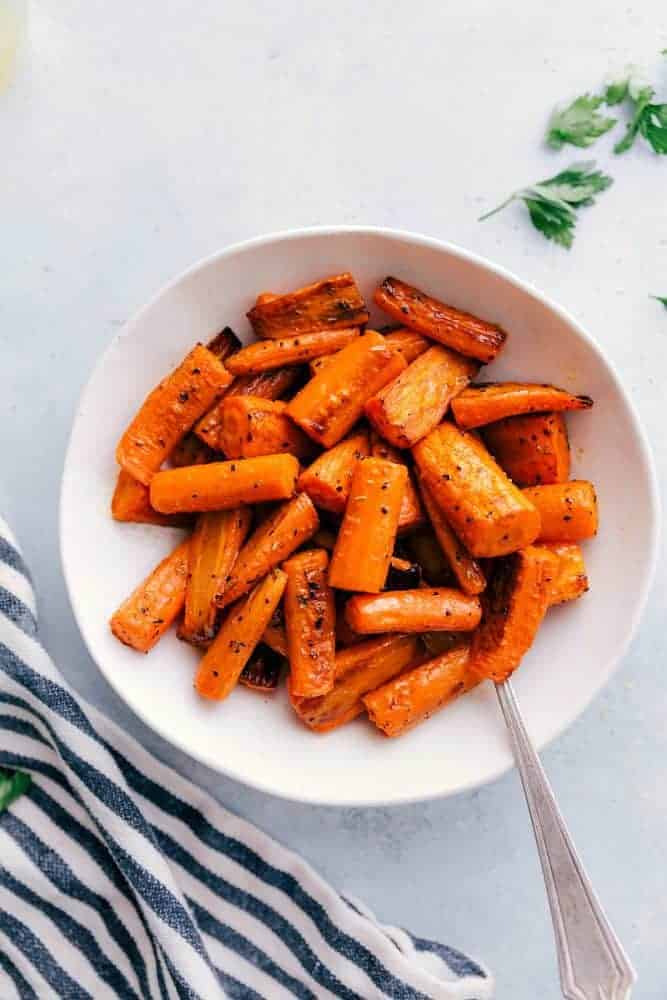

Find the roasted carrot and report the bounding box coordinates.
[290,634,420,732]
[523,481,598,542]
[111,469,186,527]
[262,605,288,657]
[482,412,570,486]
[217,492,320,607]
[116,344,233,485]
[329,458,407,592]
[369,433,425,534]
[539,542,589,605]
[206,326,242,361]
[452,382,593,430]
[418,482,486,595]
[226,328,362,375]
[422,630,469,658]
[283,549,336,697]
[218,396,315,460]
[247,272,368,339]
[170,432,215,468]
[345,588,481,634]
[364,642,478,737]
[286,331,407,448]
[195,569,287,701]
[150,454,299,514]
[194,368,301,450]
[383,328,431,363]
[297,431,369,514]
[239,644,285,692]
[255,292,278,306]
[110,539,190,653]
[374,277,506,363]
[365,345,479,448]
[412,423,540,557]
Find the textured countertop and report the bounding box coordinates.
[2,2,666,996]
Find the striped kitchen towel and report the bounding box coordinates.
[0,513,493,1000]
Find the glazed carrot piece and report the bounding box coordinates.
[170,432,215,468]
[451,382,593,430]
[111,470,186,527]
[297,431,369,514]
[329,458,407,592]
[226,328,362,374]
[116,344,233,485]
[239,644,285,692]
[345,588,481,634]
[110,539,190,653]
[218,396,315,460]
[261,605,288,657]
[290,634,420,732]
[218,492,319,607]
[365,345,479,448]
[369,433,425,534]
[181,508,251,644]
[194,368,301,450]
[374,277,506,363]
[283,549,336,697]
[150,454,299,514]
[470,545,558,683]
[206,326,242,361]
[286,331,407,448]
[523,481,598,543]
[418,482,486,595]
[247,272,368,339]
[483,412,570,486]
[255,292,278,306]
[539,542,589,605]
[383,328,431,363]
[412,423,540,557]
[195,569,287,701]
[364,642,478,737]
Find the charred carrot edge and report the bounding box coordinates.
[365,345,479,449]
[344,588,481,634]
[218,396,315,460]
[368,433,425,534]
[405,527,455,586]
[110,539,190,653]
[149,454,299,514]
[385,558,423,591]
[194,368,301,450]
[523,481,598,543]
[482,412,570,487]
[261,604,288,656]
[286,331,407,448]
[239,644,285,691]
[418,481,486,595]
[111,469,187,527]
[283,549,336,697]
[297,431,370,514]
[116,344,233,485]
[247,272,369,339]
[195,569,287,701]
[412,423,540,558]
[206,326,242,361]
[374,277,507,363]
[451,382,593,430]
[170,432,215,468]
[364,642,477,737]
[383,328,431,363]
[470,546,558,683]
[538,542,589,605]
[218,492,319,607]
[226,328,362,375]
[329,458,407,593]
[290,634,420,732]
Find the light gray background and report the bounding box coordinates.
[2,3,666,997]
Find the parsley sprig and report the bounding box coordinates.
[547,95,617,149]
[614,81,667,154]
[0,767,31,814]
[653,296,667,310]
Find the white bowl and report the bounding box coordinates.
[60,227,659,806]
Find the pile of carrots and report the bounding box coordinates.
[109,271,597,738]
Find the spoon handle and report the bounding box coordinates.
[496,679,636,1000]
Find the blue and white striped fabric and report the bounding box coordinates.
[0,514,493,1000]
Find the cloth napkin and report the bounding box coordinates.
[0,513,493,1000]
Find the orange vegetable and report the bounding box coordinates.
[116,344,233,485]
[194,368,300,451]
[290,634,420,732]
[452,382,593,430]
[247,272,368,338]
[345,588,481,634]
[297,431,369,514]
[523,481,598,543]
[226,328,362,374]
[383,328,431,363]
[111,469,186,527]
[364,642,478,737]
[170,432,215,468]
[374,277,506,363]
[539,542,589,605]
[262,605,288,657]
[412,423,540,557]
[206,326,242,361]
[365,345,479,448]
[286,331,407,448]
[239,645,284,691]
[483,412,570,486]
[218,492,319,607]
[195,569,287,701]
[283,549,336,697]
[218,396,315,460]
[369,433,425,533]
[150,454,299,514]
[110,539,190,653]
[418,482,486,595]
[329,458,407,592]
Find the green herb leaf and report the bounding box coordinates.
[546,94,617,149]
[0,768,31,813]
[652,295,667,309]
[604,78,629,105]
[613,84,667,153]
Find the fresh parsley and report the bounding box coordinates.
[653,295,667,309]
[604,78,629,105]
[0,767,30,814]
[546,94,617,149]
[479,161,613,248]
[613,81,667,154]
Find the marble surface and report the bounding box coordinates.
[1,2,666,996]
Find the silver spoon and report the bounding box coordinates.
[496,678,636,1000]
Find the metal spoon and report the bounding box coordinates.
[496,678,636,1000]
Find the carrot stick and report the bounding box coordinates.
[368,433,425,534]
[283,549,336,697]
[149,454,299,514]
[451,382,593,430]
[170,432,215,468]
[523,481,598,542]
[226,328,362,375]
[217,492,319,607]
[194,368,301,450]
[286,331,407,448]
[412,423,540,557]
[374,277,507,363]
[418,481,486,595]
[297,431,370,514]
[110,539,190,652]
[239,644,285,691]
[247,272,368,339]
[116,344,233,485]
[482,412,570,486]
[111,469,187,527]
[538,542,589,605]
[218,396,315,460]
[195,569,287,701]
[262,605,288,657]
[345,588,481,634]
[206,326,242,361]
[383,328,431,363]
[329,458,407,592]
